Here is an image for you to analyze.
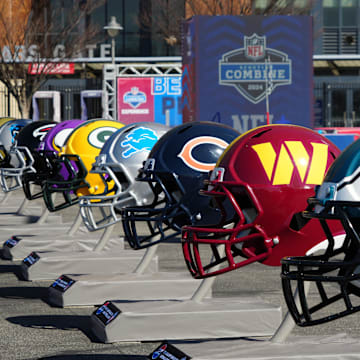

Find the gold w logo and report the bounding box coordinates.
[252,141,329,185]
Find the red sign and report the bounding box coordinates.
[117,78,154,124]
[28,63,75,75]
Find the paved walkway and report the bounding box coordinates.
[0,193,359,359]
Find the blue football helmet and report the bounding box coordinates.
[121,121,240,249]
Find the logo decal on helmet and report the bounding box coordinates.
[10,125,24,143]
[178,136,229,172]
[120,127,159,158]
[252,141,329,185]
[52,128,74,151]
[33,124,56,141]
[88,126,119,149]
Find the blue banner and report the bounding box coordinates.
[153,77,182,126]
[182,16,313,131]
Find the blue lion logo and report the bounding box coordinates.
[121,127,159,158]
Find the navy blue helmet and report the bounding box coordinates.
[121,121,240,249]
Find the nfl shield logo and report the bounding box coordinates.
[245,34,265,60]
[219,32,291,104]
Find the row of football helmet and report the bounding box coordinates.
[1,118,360,329]
[85,122,359,329]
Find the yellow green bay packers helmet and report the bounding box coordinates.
[42,119,124,211]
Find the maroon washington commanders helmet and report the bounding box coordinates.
[182,124,345,278]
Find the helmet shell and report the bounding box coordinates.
[62,119,125,196]
[40,119,86,153]
[0,119,34,167]
[219,124,342,265]
[16,121,57,149]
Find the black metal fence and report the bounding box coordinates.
[0,78,103,121]
[36,79,103,121]
[314,81,360,128]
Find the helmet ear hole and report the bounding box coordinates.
[289,212,310,231]
[231,188,258,221]
[113,171,130,191]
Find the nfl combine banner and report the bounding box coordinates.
[182,15,313,131]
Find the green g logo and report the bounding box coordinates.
[88,127,118,148]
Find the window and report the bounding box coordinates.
[125,0,140,33]
[276,0,287,8]
[323,0,339,26]
[254,0,268,9]
[322,0,359,54]
[341,0,357,26]
[294,0,309,8]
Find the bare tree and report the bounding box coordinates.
[0,0,104,118]
[140,0,313,48]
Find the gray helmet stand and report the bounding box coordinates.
[5,209,151,280]
[47,237,210,307]
[89,244,281,343]
[0,185,61,226]
[176,281,360,360]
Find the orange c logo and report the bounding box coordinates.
[178,136,229,172]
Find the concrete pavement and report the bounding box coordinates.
[0,194,359,359]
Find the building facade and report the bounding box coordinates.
[312,0,360,128]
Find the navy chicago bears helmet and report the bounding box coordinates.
[121,121,240,249]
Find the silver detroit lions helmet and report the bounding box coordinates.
[79,122,170,231]
[0,119,34,192]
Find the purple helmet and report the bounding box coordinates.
[22,120,85,200]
